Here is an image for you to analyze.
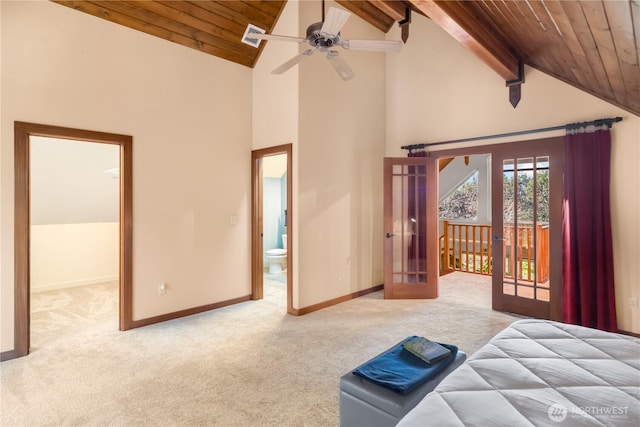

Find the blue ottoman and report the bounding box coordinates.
[339,342,466,427]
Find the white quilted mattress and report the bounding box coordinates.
[397,319,640,427]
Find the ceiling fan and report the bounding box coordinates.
[247,5,402,81]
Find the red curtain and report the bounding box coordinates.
[562,129,617,332]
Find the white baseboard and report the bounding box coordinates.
[31,275,118,293]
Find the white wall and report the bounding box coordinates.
[30,137,120,292]
[386,15,640,334]
[30,137,120,225]
[254,0,387,309]
[1,0,253,351]
[252,0,299,151]
[3,1,637,356]
[297,1,386,307]
[30,223,119,292]
[252,0,300,305]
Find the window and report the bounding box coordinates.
[439,172,478,220]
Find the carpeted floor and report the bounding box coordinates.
[1,273,520,426]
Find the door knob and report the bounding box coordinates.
[492,236,504,242]
[385,233,394,238]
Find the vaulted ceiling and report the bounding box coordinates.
[52,1,639,116]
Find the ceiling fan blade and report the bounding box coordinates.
[249,33,307,43]
[342,39,403,52]
[326,51,355,81]
[320,7,351,36]
[272,49,315,75]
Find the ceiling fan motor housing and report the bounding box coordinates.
[306,22,341,49]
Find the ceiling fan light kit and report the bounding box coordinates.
[244,6,402,81]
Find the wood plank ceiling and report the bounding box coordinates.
[52,1,287,67]
[52,1,639,116]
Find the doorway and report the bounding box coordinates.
[251,144,293,313]
[490,138,563,320]
[29,136,120,349]
[11,122,133,360]
[384,137,563,321]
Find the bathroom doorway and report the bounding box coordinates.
[251,144,293,313]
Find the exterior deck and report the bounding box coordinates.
[440,221,550,301]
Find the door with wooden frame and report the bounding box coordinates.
[10,122,133,361]
[251,144,293,314]
[490,137,563,320]
[383,157,438,299]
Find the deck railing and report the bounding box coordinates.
[440,220,549,282]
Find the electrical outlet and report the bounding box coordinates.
[629,297,638,310]
[158,282,167,295]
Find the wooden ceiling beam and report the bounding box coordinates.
[368,0,408,22]
[409,0,521,82]
[335,0,396,33]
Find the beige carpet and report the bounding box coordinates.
[1,273,520,426]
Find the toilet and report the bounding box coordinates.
[265,234,287,273]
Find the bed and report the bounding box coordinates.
[397,319,640,426]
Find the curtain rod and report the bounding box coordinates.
[400,116,623,151]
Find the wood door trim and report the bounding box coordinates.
[12,122,133,359]
[251,144,293,314]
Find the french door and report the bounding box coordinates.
[383,157,438,299]
[491,137,563,319]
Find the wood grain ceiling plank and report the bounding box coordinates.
[472,1,545,68]
[245,1,288,68]
[369,0,407,22]
[602,0,637,64]
[92,0,223,48]
[559,0,615,100]
[542,1,600,90]
[602,0,639,107]
[335,1,396,33]
[54,1,254,67]
[155,1,246,34]
[501,0,558,65]
[524,1,589,86]
[195,1,281,29]
[122,1,251,52]
[579,0,629,108]
[411,0,521,81]
[244,0,283,17]
[476,2,534,58]
[633,0,640,60]
[184,1,287,69]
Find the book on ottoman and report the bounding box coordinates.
[403,337,451,364]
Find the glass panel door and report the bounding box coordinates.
[491,138,563,319]
[384,157,437,299]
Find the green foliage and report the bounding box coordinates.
[502,170,549,223]
[439,174,478,219]
[439,167,549,223]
